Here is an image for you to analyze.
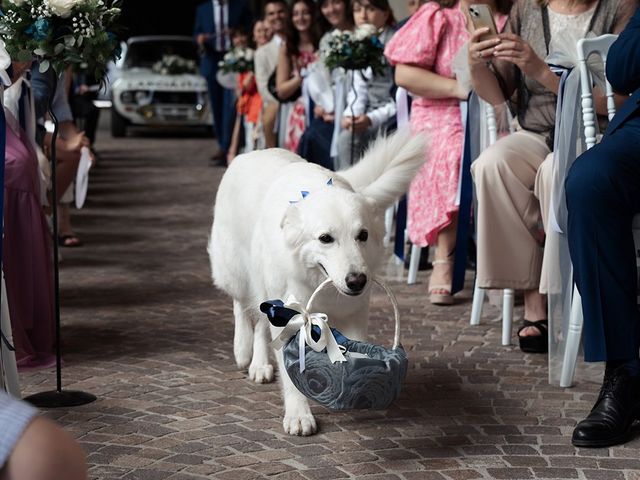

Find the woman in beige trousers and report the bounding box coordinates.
[468,0,636,352]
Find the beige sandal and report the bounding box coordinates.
[429,259,454,305]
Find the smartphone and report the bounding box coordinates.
[468,4,498,41]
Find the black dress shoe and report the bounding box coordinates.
[572,366,640,448]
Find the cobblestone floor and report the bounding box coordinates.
[18,122,640,480]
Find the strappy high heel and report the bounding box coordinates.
[428,259,454,305]
[517,319,548,353]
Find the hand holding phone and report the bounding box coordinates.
[468,4,499,42]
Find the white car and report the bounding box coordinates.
[110,35,212,137]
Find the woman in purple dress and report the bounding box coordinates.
[3,61,56,369]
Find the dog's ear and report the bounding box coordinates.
[280,204,303,246]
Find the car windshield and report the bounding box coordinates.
[124,40,198,69]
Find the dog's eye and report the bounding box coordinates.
[356,230,368,242]
[319,234,334,244]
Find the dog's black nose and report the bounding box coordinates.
[345,273,367,292]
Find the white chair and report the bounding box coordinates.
[557,34,640,387]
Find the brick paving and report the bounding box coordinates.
[18,122,640,480]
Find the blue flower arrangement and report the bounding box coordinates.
[0,0,122,81]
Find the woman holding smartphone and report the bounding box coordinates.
[468,0,636,352]
[384,0,511,306]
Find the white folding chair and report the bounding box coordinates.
[558,34,638,387]
[468,102,514,346]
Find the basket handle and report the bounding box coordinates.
[305,277,401,350]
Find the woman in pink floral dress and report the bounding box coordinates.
[276,0,322,153]
[385,0,510,305]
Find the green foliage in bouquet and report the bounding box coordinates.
[152,54,197,76]
[217,47,254,74]
[323,24,386,75]
[0,0,122,81]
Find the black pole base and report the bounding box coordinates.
[24,390,96,408]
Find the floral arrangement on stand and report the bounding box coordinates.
[322,23,386,75]
[152,54,197,76]
[0,0,122,80]
[217,47,254,74]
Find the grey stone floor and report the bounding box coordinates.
[18,121,640,480]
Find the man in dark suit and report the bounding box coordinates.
[566,6,640,448]
[194,0,252,165]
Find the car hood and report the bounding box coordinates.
[113,69,207,91]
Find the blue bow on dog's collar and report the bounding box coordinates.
[288,178,334,204]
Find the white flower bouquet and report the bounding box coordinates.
[0,0,122,80]
[152,54,197,76]
[217,47,254,74]
[322,23,386,74]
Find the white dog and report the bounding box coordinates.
[208,131,424,436]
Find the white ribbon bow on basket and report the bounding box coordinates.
[270,291,347,373]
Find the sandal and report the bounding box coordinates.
[518,319,548,353]
[429,259,454,305]
[58,234,83,247]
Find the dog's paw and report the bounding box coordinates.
[234,348,252,370]
[283,413,317,436]
[248,364,274,383]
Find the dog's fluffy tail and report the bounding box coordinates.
[338,129,426,208]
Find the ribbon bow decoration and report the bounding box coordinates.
[261,297,347,373]
[545,29,607,234]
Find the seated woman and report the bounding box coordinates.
[385,0,510,305]
[3,61,56,369]
[297,0,354,170]
[276,0,323,153]
[336,0,396,170]
[468,0,635,352]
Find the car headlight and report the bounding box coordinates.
[120,90,134,104]
[135,90,152,105]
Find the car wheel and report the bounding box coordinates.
[111,108,128,137]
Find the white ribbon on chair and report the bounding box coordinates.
[330,68,347,159]
[544,30,608,386]
[395,87,409,129]
[270,295,346,373]
[546,30,606,234]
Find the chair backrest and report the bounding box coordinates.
[485,102,499,145]
[577,34,618,149]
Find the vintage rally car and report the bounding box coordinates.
[110,35,212,137]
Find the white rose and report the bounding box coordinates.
[47,0,79,18]
[354,23,377,40]
[8,0,26,6]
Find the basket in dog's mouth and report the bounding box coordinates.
[260,278,408,411]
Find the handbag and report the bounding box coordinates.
[268,69,301,103]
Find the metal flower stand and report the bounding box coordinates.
[24,72,96,408]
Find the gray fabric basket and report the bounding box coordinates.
[277,279,408,411]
